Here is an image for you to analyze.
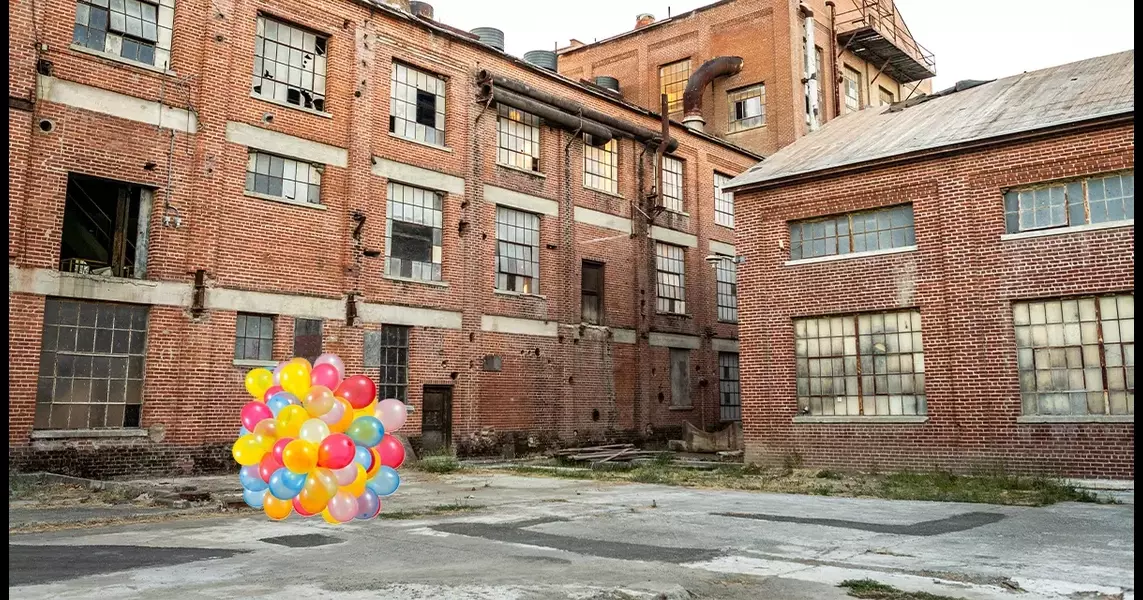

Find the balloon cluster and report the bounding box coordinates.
[233,353,408,524]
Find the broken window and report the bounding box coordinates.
[659,59,691,114]
[60,174,150,279]
[714,172,735,228]
[235,313,274,362]
[843,65,862,113]
[495,206,540,294]
[655,242,686,314]
[795,310,926,417]
[660,155,684,212]
[581,261,603,325]
[1014,295,1134,417]
[73,0,172,68]
[719,352,741,422]
[386,182,443,282]
[1004,171,1134,234]
[36,299,148,430]
[245,150,322,205]
[789,204,915,260]
[879,86,895,106]
[715,256,738,323]
[670,348,691,407]
[583,136,618,194]
[292,318,322,364]
[366,325,408,402]
[497,104,541,172]
[728,83,765,133]
[252,15,327,112]
[390,62,446,146]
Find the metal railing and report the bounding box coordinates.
[835,0,936,75]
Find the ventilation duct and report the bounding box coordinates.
[682,56,744,132]
[470,27,505,51]
[523,50,558,71]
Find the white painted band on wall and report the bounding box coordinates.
[711,338,740,352]
[481,315,559,337]
[648,332,701,349]
[225,122,348,168]
[483,185,559,216]
[574,207,633,234]
[649,226,698,248]
[709,240,736,256]
[206,288,343,320]
[611,328,637,344]
[357,302,463,330]
[9,267,192,306]
[36,75,198,133]
[373,157,465,195]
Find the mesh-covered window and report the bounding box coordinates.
[655,242,686,314]
[716,256,737,323]
[496,206,540,294]
[719,352,741,422]
[235,313,274,362]
[252,15,328,112]
[1014,295,1134,416]
[386,183,443,282]
[844,66,862,113]
[581,261,603,325]
[366,326,409,403]
[73,0,172,68]
[1004,171,1134,234]
[390,62,446,146]
[795,310,926,417]
[790,204,914,260]
[714,172,735,228]
[293,318,322,364]
[36,299,148,430]
[728,84,765,133]
[659,59,691,113]
[245,150,322,205]
[584,136,618,194]
[497,104,541,172]
[661,156,684,212]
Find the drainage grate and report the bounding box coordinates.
[259,533,345,548]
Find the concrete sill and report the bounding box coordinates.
[1000,219,1133,241]
[388,133,453,153]
[244,191,327,210]
[383,275,450,288]
[793,415,929,425]
[784,245,917,267]
[669,406,694,411]
[664,209,691,218]
[584,185,625,200]
[249,93,333,119]
[656,312,693,319]
[31,428,148,440]
[715,222,735,231]
[1017,415,1134,424]
[494,289,548,300]
[69,44,177,77]
[496,162,546,179]
[233,359,278,369]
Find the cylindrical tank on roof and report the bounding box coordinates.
[636,13,656,28]
[594,76,620,93]
[380,0,411,11]
[409,1,434,19]
[470,27,505,51]
[523,50,558,71]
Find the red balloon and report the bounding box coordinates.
[336,375,377,409]
[292,495,316,517]
[311,363,341,390]
[241,401,274,432]
[317,433,356,470]
[378,434,405,469]
[263,385,284,403]
[258,453,283,483]
[271,437,294,465]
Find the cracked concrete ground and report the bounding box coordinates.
[8,472,1135,600]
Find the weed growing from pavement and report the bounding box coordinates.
[410,455,465,474]
[839,579,966,600]
[378,502,483,519]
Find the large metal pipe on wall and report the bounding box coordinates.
[484,85,614,146]
[478,70,679,153]
[803,6,820,131]
[682,56,744,132]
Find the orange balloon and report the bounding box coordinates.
[366,447,382,478]
[282,439,318,474]
[343,464,368,497]
[263,492,293,520]
[298,481,331,514]
[329,398,355,434]
[276,405,309,438]
[312,467,339,497]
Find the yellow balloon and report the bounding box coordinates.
[313,467,339,497]
[276,405,309,438]
[329,398,355,434]
[280,361,312,398]
[244,368,274,400]
[343,464,367,497]
[263,492,293,520]
[321,508,342,524]
[282,439,318,474]
[353,399,377,420]
[232,434,267,466]
[289,356,313,369]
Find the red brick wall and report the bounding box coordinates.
[734,123,1135,479]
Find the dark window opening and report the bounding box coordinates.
[60,174,149,279]
[581,261,604,325]
[235,313,274,362]
[719,352,741,422]
[390,221,434,273]
[293,318,322,364]
[415,90,437,126]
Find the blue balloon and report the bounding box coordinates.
[356,488,380,520]
[346,416,385,447]
[353,445,374,470]
[366,466,400,497]
[239,465,268,492]
[266,392,299,417]
[243,487,265,509]
[268,467,306,500]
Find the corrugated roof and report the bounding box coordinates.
[727,50,1135,190]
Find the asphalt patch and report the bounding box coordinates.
[259,533,345,548]
[712,511,1006,536]
[9,544,246,586]
[434,521,719,563]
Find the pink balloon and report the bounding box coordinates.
[262,385,284,403]
[374,398,408,433]
[318,433,356,470]
[314,353,346,381]
[241,401,274,432]
[332,463,358,486]
[311,363,341,390]
[319,398,345,425]
[327,490,358,522]
[378,434,405,469]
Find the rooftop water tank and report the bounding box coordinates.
[523,50,558,71]
[409,1,434,19]
[594,76,620,93]
[470,27,505,51]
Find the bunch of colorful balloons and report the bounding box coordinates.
[232,353,409,524]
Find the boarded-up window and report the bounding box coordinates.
[293,318,322,364]
[581,261,603,325]
[670,348,691,408]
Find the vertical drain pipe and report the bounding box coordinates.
[827,1,841,119]
[803,5,820,131]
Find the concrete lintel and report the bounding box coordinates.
[483,185,559,216]
[36,75,197,133]
[8,267,192,306]
[373,157,465,195]
[649,226,698,248]
[611,328,637,344]
[206,288,343,320]
[30,429,148,440]
[225,121,348,167]
[648,332,701,349]
[481,315,559,337]
[711,338,740,353]
[574,207,632,234]
[793,416,930,424]
[710,240,736,256]
[357,302,463,330]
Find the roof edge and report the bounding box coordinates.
[558,0,737,56]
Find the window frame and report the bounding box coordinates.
[385,182,444,282]
[719,352,741,422]
[73,0,173,70]
[252,14,329,113]
[714,171,735,228]
[655,242,687,315]
[789,204,915,261]
[581,260,604,325]
[727,83,766,133]
[495,206,541,294]
[715,255,738,324]
[496,104,541,173]
[878,86,895,106]
[659,59,692,114]
[244,150,323,205]
[292,318,322,364]
[583,136,619,195]
[389,61,447,147]
[1003,170,1134,235]
[366,325,410,403]
[843,65,862,113]
[234,313,274,362]
[660,155,685,213]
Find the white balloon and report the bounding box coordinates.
[298,418,331,444]
[375,398,408,433]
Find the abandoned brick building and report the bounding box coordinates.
[7,0,776,476]
[728,51,1135,479]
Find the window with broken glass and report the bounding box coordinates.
[583,136,619,194]
[795,310,926,417]
[252,15,327,112]
[496,206,540,294]
[245,150,322,205]
[365,325,409,402]
[728,83,765,133]
[390,62,446,146]
[719,352,741,422]
[661,156,685,212]
[789,204,915,260]
[715,256,738,323]
[497,104,541,172]
[659,59,691,114]
[843,65,862,113]
[1003,170,1134,234]
[655,242,686,314]
[73,0,173,69]
[1013,295,1134,417]
[714,172,735,228]
[235,313,274,362]
[36,299,149,430]
[386,182,443,282]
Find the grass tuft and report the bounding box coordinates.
[839,579,966,600]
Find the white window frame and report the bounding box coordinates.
[728,83,765,133]
[245,150,323,205]
[714,172,735,228]
[661,156,684,213]
[72,0,174,70]
[495,206,541,294]
[843,65,862,113]
[497,104,541,172]
[252,15,328,113]
[583,136,619,194]
[655,242,686,314]
[385,182,443,282]
[390,61,447,147]
[715,255,737,323]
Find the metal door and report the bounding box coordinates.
[421,385,453,452]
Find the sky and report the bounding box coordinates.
[417,0,1134,88]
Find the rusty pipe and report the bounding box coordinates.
[827,1,840,119]
[682,56,744,132]
[483,85,613,145]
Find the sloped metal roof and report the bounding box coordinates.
[728,50,1134,190]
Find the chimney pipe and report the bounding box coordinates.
[682,56,744,133]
